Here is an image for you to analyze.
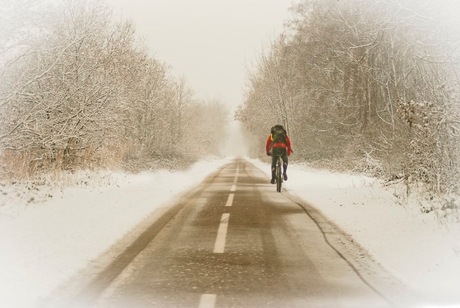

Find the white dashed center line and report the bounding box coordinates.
[225,193,234,207]
[198,293,217,308]
[213,213,230,253]
[202,165,240,306]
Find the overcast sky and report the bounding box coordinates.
[106,0,296,109]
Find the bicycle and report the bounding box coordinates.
[274,153,283,192]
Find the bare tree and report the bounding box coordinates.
[237,0,460,193]
[0,0,230,177]
[184,99,229,158]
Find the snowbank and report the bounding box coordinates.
[252,159,460,306]
[0,157,230,307]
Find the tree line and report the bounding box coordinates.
[236,0,460,194]
[0,0,229,178]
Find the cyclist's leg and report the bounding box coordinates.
[271,148,284,183]
[282,150,288,180]
[270,152,277,184]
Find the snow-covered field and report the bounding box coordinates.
[0,157,459,307]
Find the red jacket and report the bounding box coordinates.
[266,134,292,156]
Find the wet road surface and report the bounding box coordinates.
[62,159,418,307]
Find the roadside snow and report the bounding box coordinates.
[0,157,230,307]
[251,159,460,307]
[0,157,459,307]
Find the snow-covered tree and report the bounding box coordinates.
[237,0,460,193]
[0,0,229,177]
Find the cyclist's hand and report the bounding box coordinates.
[267,152,271,156]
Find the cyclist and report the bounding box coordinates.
[266,124,292,184]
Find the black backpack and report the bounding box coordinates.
[271,125,286,143]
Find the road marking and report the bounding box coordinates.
[225,193,234,207]
[213,213,230,253]
[229,165,238,191]
[234,165,239,183]
[199,293,216,308]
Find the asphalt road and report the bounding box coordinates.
[64,159,419,308]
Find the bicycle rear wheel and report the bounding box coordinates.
[275,157,282,192]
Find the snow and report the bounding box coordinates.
[251,159,460,307]
[1,157,459,307]
[0,157,230,307]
